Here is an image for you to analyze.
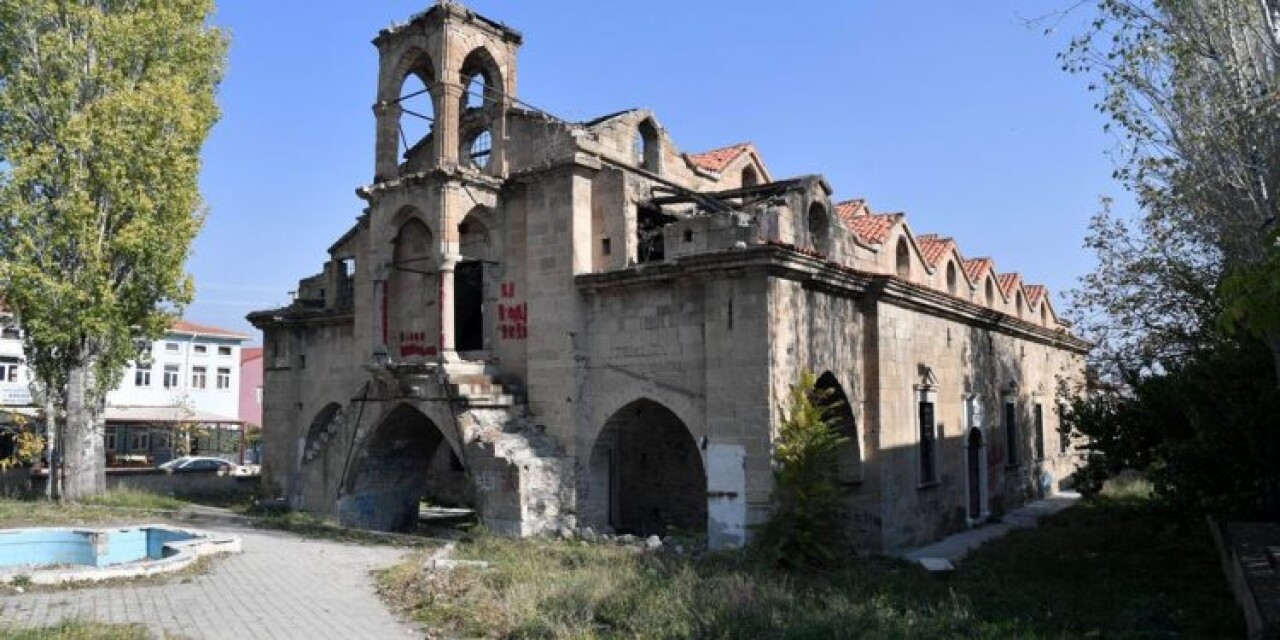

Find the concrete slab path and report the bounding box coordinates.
[901,491,1081,565]
[0,518,420,639]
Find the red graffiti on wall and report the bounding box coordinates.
[399,331,437,357]
[498,282,527,340]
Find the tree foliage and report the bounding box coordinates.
[755,371,850,570]
[1063,337,1280,519]
[1063,0,1280,379]
[0,0,225,497]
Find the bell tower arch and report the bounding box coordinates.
[366,2,521,365]
[372,1,521,182]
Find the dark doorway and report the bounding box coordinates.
[455,260,484,351]
[587,399,706,536]
[967,428,984,520]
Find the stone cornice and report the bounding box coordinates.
[357,166,506,203]
[246,307,354,331]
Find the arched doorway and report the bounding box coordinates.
[814,372,861,483]
[339,404,468,532]
[966,427,987,522]
[586,399,706,537]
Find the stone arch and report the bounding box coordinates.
[380,45,437,102]
[1016,291,1025,318]
[635,118,661,172]
[946,261,958,296]
[741,165,760,188]
[389,215,439,361]
[302,402,344,462]
[895,236,911,279]
[985,276,995,306]
[337,403,470,532]
[814,371,862,483]
[584,398,707,537]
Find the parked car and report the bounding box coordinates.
[158,456,236,475]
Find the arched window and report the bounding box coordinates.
[808,202,829,249]
[1041,302,1049,325]
[895,237,910,278]
[466,129,491,169]
[1016,292,1025,318]
[636,119,660,172]
[741,165,759,187]
[985,277,995,306]
[946,261,958,295]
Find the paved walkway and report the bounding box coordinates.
[901,491,1081,565]
[0,517,420,639]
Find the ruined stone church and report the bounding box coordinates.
[249,1,1088,552]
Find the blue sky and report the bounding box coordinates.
[191,1,1126,342]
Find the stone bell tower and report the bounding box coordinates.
[363,1,521,365]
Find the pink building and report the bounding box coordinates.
[239,347,263,430]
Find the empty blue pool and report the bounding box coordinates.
[0,527,197,569]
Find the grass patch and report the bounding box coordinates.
[0,492,181,528]
[378,497,1241,638]
[0,619,155,639]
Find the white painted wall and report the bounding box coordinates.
[108,331,246,421]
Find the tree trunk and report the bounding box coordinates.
[43,395,57,501]
[62,359,105,499]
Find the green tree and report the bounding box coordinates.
[755,371,850,569]
[0,0,225,498]
[1063,1,1280,382]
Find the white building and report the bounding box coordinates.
[0,314,249,465]
[106,320,249,465]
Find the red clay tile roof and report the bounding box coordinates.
[170,320,249,340]
[1024,284,1047,306]
[963,258,993,283]
[997,273,1022,298]
[914,234,955,268]
[686,142,753,173]
[845,212,902,245]
[833,199,869,227]
[240,346,264,364]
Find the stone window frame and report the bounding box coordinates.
[915,384,940,489]
[1003,392,1020,468]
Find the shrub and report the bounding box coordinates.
[754,371,850,569]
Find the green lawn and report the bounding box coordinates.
[377,496,1242,639]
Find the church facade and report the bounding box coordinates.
[249,2,1088,552]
